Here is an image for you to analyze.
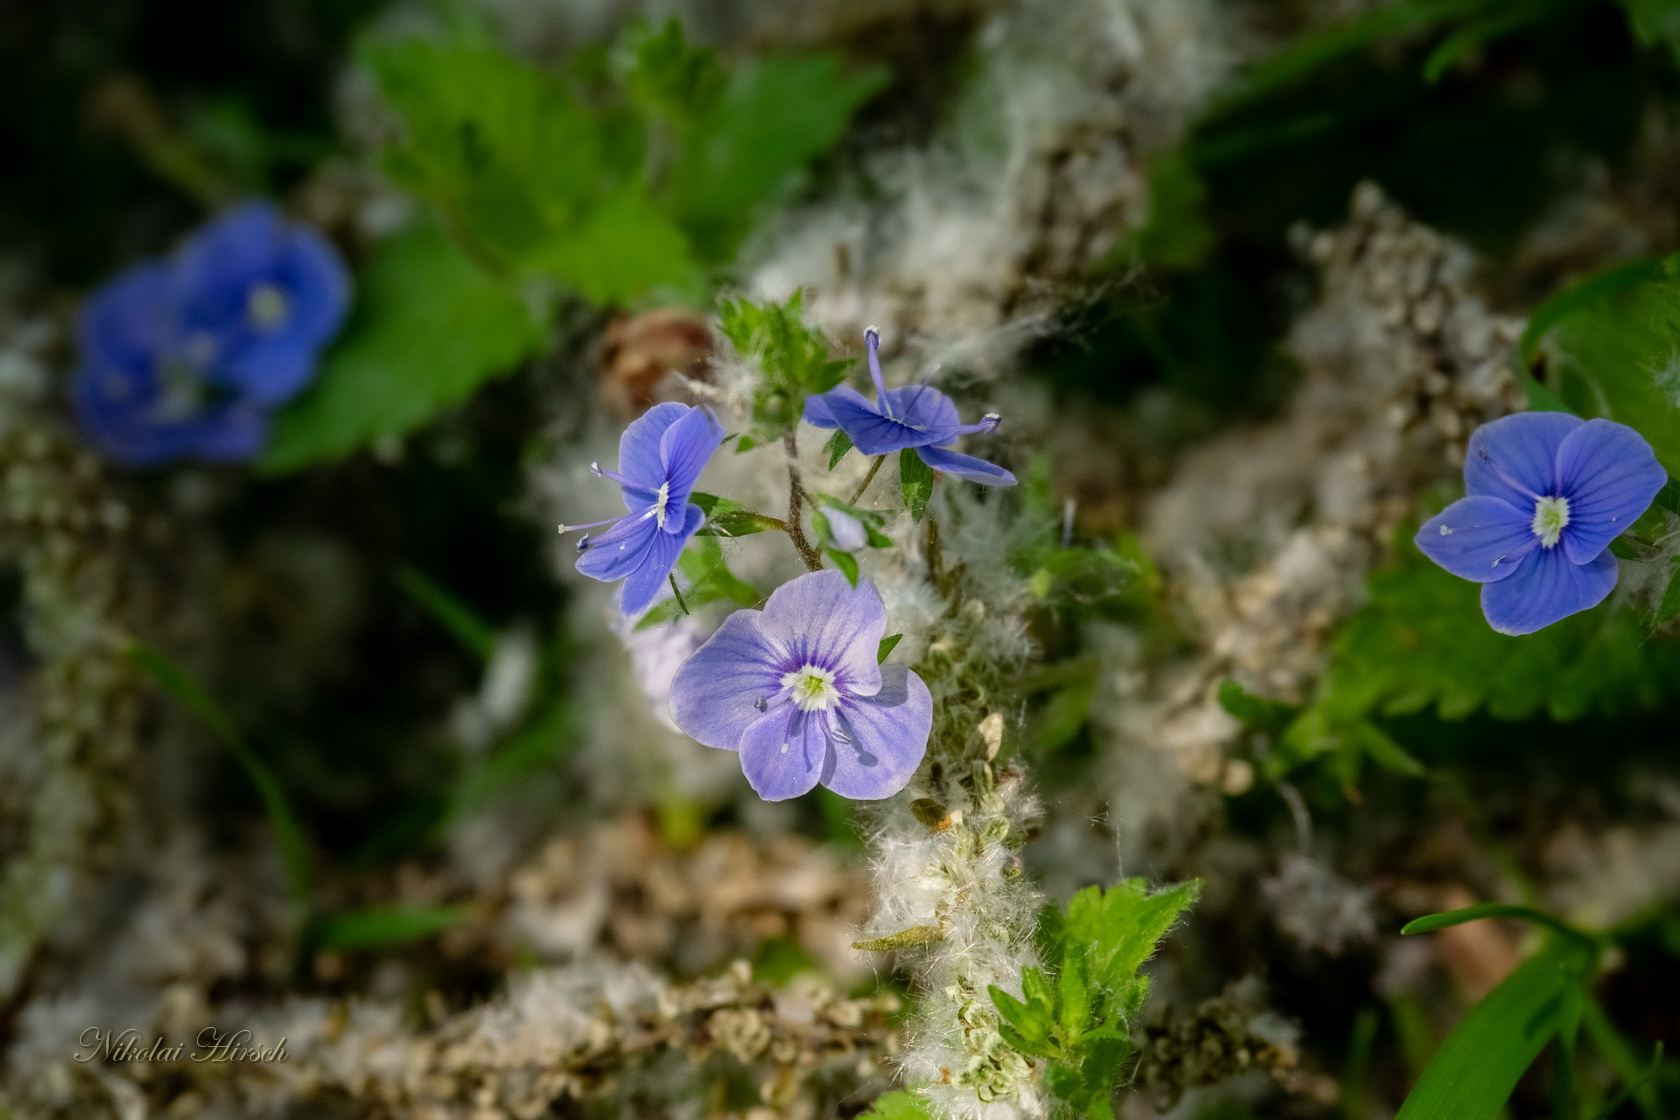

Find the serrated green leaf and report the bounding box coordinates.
[1057,944,1091,1042]
[858,1091,937,1120]
[852,925,942,951]
[260,226,543,472]
[661,54,887,263]
[900,448,934,520]
[1395,938,1596,1120]
[1286,540,1680,750]
[825,428,854,469]
[1064,879,1200,991]
[877,633,903,662]
[720,293,849,440]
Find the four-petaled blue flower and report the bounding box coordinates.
[803,328,1017,486]
[669,570,932,801]
[1416,412,1667,635]
[563,402,725,617]
[71,202,351,466]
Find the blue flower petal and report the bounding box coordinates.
[917,443,1018,487]
[658,404,725,511]
[738,706,827,801]
[1414,495,1535,583]
[575,503,702,616]
[883,384,960,435]
[757,570,885,697]
[821,386,930,454]
[77,261,174,373]
[1463,411,1582,507]
[802,394,840,428]
[1479,545,1618,636]
[1553,418,1668,565]
[618,402,691,496]
[669,610,787,750]
[824,663,931,800]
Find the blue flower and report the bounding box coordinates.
[803,328,1016,486]
[70,202,351,466]
[669,570,932,801]
[563,402,725,617]
[1415,412,1667,635]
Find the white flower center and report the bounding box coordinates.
[781,664,840,712]
[246,284,290,331]
[1532,495,1570,548]
[654,481,670,529]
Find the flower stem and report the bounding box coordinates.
[783,431,823,572]
[849,455,887,504]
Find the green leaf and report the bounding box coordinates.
[1285,539,1680,753]
[852,926,942,951]
[826,547,861,586]
[824,428,854,469]
[691,493,785,537]
[877,633,903,662]
[1534,254,1680,475]
[1063,879,1200,992]
[447,696,573,824]
[900,448,934,521]
[857,1091,936,1120]
[308,904,470,952]
[662,54,887,264]
[261,226,543,472]
[1623,0,1680,60]
[637,536,761,628]
[394,566,497,661]
[128,643,313,907]
[719,292,849,440]
[1125,150,1214,271]
[1395,938,1597,1120]
[1402,903,1596,949]
[526,183,703,304]
[619,18,725,127]
[1216,678,1299,734]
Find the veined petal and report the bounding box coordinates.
[669,608,786,750]
[825,388,934,454]
[803,393,840,428]
[822,664,931,800]
[619,504,704,616]
[758,570,885,697]
[1553,418,1668,565]
[1414,495,1536,583]
[618,402,691,494]
[884,384,960,435]
[738,705,827,801]
[659,404,724,504]
[917,443,1017,487]
[1464,411,1581,506]
[1480,545,1618,636]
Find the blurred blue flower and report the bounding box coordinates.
[71,202,350,466]
[669,570,931,801]
[1416,412,1667,635]
[803,328,1016,486]
[563,402,725,617]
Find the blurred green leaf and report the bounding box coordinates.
[900,449,933,521]
[261,226,543,472]
[1217,679,1299,735]
[395,566,497,661]
[1395,938,1596,1120]
[128,643,313,907]
[661,55,887,264]
[309,904,470,951]
[858,1092,936,1120]
[1402,903,1596,948]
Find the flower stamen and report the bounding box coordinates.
[781,664,840,712]
[1531,495,1570,548]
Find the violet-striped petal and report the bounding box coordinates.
[1463,411,1581,507]
[669,611,788,751]
[823,664,932,800]
[758,570,885,696]
[1479,546,1618,636]
[917,443,1017,487]
[738,706,828,801]
[1553,418,1667,565]
[1414,495,1536,583]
